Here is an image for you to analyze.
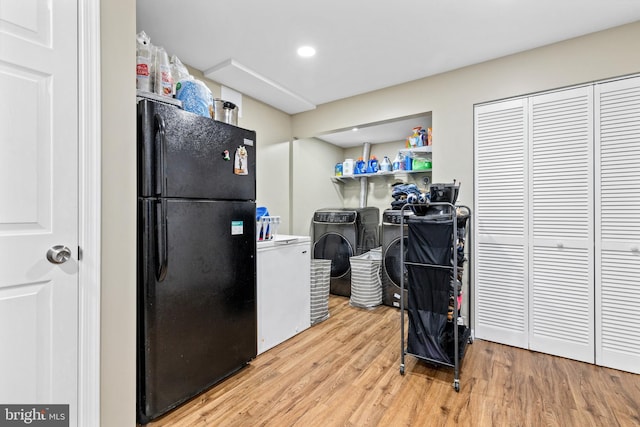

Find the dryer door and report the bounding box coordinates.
[313,232,353,278]
[384,236,408,287]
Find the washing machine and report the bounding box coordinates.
[381,209,414,308]
[312,207,380,297]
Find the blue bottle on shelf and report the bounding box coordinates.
[392,153,404,171]
[367,156,379,173]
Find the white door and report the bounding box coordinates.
[474,98,529,348]
[528,87,594,363]
[595,76,640,374]
[0,0,79,421]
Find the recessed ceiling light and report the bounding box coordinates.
[352,127,359,132]
[297,46,316,58]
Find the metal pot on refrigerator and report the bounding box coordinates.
[223,101,238,125]
[212,98,238,126]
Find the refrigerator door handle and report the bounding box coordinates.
[156,199,168,282]
[154,113,167,197]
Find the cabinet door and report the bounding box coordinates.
[528,87,595,363]
[595,76,640,374]
[474,99,529,348]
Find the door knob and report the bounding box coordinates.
[47,245,72,264]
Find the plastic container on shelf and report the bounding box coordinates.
[408,126,423,148]
[154,46,173,97]
[412,158,432,170]
[393,153,405,171]
[343,158,354,176]
[405,153,413,171]
[367,156,379,173]
[380,156,392,172]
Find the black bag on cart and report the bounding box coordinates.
[406,267,452,363]
[405,216,458,364]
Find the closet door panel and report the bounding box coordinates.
[474,99,528,348]
[596,76,640,374]
[529,87,595,363]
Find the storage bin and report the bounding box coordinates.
[430,183,460,204]
[256,216,280,241]
[349,247,383,309]
[310,259,332,324]
[412,158,432,170]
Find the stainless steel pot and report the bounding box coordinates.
[212,98,238,125]
[223,101,238,125]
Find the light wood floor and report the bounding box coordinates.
[146,296,640,426]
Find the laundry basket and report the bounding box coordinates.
[349,247,383,309]
[310,259,332,325]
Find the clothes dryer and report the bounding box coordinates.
[312,207,379,297]
[381,209,414,307]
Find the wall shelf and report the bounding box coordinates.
[331,169,431,183]
[399,145,432,154]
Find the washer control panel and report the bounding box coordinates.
[313,211,357,224]
[382,210,413,225]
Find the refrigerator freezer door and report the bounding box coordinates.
[138,99,256,200]
[137,198,257,423]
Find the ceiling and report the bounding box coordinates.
[136,0,640,146]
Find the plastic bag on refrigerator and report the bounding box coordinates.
[170,55,191,88]
[175,79,213,118]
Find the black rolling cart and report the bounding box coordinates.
[398,201,473,392]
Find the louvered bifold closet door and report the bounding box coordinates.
[528,87,594,363]
[474,99,529,348]
[595,76,640,374]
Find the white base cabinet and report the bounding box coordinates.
[257,235,311,355]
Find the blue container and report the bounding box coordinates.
[405,155,413,171]
[256,206,269,220]
[367,158,379,173]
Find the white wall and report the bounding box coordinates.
[101,1,137,426]
[291,137,344,235]
[291,21,640,213]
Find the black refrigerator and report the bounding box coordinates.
[136,99,257,424]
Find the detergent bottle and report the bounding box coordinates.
[392,152,405,171]
[380,156,392,172]
[367,156,379,173]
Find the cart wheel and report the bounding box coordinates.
[400,365,405,375]
[453,380,460,392]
